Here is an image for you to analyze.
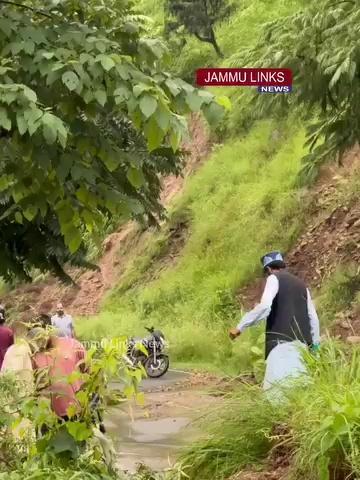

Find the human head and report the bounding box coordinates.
[261,251,286,275]
[38,313,51,328]
[56,303,64,316]
[12,321,28,339]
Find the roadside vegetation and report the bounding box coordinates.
[174,340,360,480]
[77,116,308,373]
[2,0,360,479]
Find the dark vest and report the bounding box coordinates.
[265,271,312,359]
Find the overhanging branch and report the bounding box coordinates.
[0,0,52,19]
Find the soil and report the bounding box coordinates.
[5,114,211,319]
[230,467,289,480]
[238,147,360,310]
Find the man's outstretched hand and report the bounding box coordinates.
[229,328,241,340]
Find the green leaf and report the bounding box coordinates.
[329,65,342,89]
[15,212,23,224]
[127,166,145,188]
[185,91,204,111]
[62,71,80,92]
[0,18,12,37]
[155,105,170,132]
[0,174,14,192]
[23,87,37,103]
[165,78,181,96]
[124,385,135,398]
[16,114,27,135]
[145,116,163,151]
[100,55,115,71]
[94,89,107,106]
[23,206,38,221]
[0,107,11,131]
[139,94,157,118]
[42,116,58,144]
[133,83,152,97]
[170,128,181,152]
[66,421,92,442]
[67,227,82,253]
[42,52,55,60]
[202,102,224,125]
[198,89,214,104]
[49,428,78,456]
[114,85,130,103]
[216,95,232,110]
[57,153,74,182]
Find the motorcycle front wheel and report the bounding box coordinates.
[144,354,169,378]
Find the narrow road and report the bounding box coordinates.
[109,368,191,392]
[106,369,221,474]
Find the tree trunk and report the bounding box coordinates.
[209,27,223,58]
[194,29,224,58]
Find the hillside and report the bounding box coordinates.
[5,0,360,375]
[3,1,360,480]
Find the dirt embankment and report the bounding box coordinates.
[5,115,211,319]
[238,148,360,312]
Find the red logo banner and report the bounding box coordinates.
[196,68,292,87]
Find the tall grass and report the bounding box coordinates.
[176,386,283,480]
[175,340,360,480]
[77,118,308,373]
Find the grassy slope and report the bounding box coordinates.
[77,0,344,374]
[78,117,308,373]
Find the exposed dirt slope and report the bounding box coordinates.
[5,115,211,318]
[238,149,360,310]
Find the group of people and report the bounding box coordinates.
[0,302,85,421]
[0,251,320,408]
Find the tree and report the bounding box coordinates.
[231,0,360,181]
[165,0,233,57]
[0,0,227,281]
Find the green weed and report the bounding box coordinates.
[316,264,360,328]
[176,385,283,480]
[174,340,360,480]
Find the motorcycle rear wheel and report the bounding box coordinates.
[144,354,169,378]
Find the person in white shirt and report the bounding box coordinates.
[229,251,320,392]
[51,303,75,338]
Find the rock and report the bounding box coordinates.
[103,238,113,251]
[339,321,351,330]
[346,336,360,344]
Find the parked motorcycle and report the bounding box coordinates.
[126,326,169,378]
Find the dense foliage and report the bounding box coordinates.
[0,335,142,479]
[176,341,360,480]
[164,0,233,57]
[0,0,226,281]
[231,0,360,180]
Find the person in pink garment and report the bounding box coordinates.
[0,311,14,370]
[31,330,86,419]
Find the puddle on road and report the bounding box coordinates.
[105,407,199,473]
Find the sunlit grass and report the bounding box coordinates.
[77,117,308,373]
